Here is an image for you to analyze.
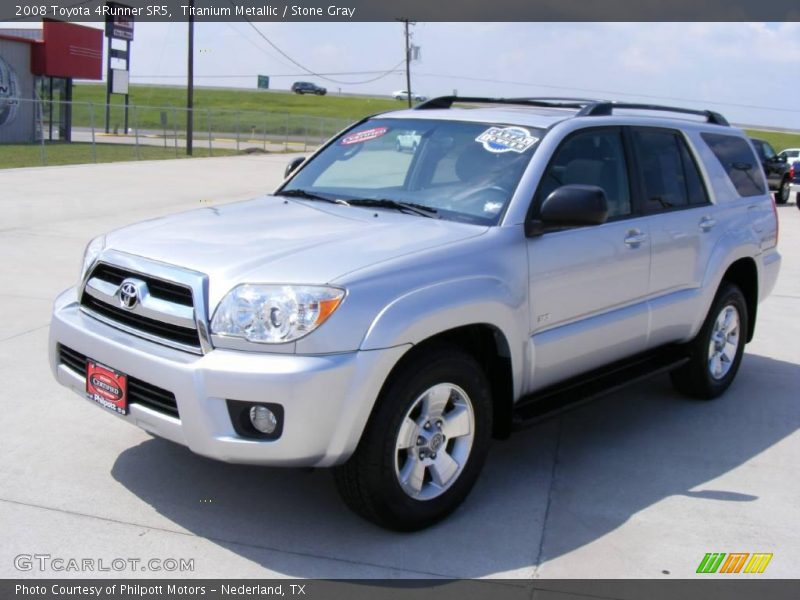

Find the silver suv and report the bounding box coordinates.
[50,97,781,531]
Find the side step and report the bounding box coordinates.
[512,345,690,430]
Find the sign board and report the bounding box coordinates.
[105,2,135,41]
[110,68,129,95]
[257,75,270,89]
[31,21,103,80]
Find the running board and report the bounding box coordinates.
[512,346,690,430]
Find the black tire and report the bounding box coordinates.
[777,177,790,204]
[333,343,493,531]
[670,283,748,399]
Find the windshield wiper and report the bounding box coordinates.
[279,189,346,204]
[281,190,438,218]
[346,198,438,218]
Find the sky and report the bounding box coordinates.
[7,21,800,130]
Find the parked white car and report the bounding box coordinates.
[396,130,422,152]
[777,148,800,163]
[392,90,426,102]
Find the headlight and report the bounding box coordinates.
[210,284,345,344]
[80,235,106,281]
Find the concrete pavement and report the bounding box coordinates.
[0,156,797,581]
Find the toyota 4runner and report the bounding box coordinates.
[50,97,781,531]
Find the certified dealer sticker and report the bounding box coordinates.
[340,126,389,145]
[476,126,539,153]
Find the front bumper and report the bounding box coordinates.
[49,288,409,467]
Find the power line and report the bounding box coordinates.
[413,72,800,115]
[223,22,299,73]
[231,2,404,85]
[127,69,798,116]
[130,71,404,79]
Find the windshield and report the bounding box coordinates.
[280,118,544,224]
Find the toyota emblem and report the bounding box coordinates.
[118,280,140,310]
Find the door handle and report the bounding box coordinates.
[699,216,716,232]
[624,230,647,247]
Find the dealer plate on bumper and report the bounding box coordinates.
[86,360,128,415]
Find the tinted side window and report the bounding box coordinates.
[537,129,631,218]
[754,140,776,160]
[701,133,766,197]
[632,129,688,212]
[678,137,710,206]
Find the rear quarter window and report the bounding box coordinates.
[701,133,766,197]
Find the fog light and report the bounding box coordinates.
[249,405,277,434]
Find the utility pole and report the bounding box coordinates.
[186,0,194,155]
[399,18,414,108]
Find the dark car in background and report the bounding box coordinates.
[750,138,791,204]
[789,160,800,207]
[291,81,327,95]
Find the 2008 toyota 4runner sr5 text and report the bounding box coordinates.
[50,97,781,530]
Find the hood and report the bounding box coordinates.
[105,195,487,301]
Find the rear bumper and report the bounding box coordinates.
[49,288,408,467]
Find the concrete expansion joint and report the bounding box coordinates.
[532,416,564,580]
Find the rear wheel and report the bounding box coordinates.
[670,283,748,399]
[333,344,492,531]
[777,177,790,204]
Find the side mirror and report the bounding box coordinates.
[284,156,306,178]
[526,185,608,236]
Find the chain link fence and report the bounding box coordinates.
[0,98,354,168]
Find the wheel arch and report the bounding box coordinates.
[371,324,516,441]
[720,257,758,342]
[359,277,526,416]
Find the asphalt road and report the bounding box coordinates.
[0,156,798,581]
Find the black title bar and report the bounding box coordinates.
[3,0,800,22]
[3,579,800,600]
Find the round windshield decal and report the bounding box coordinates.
[0,55,20,128]
[476,126,539,153]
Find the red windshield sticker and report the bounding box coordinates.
[340,126,388,145]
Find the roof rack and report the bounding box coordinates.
[578,102,729,126]
[414,96,729,126]
[414,96,599,111]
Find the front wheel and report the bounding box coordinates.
[334,344,492,531]
[670,283,748,399]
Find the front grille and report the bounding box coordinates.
[81,294,202,348]
[58,345,180,419]
[80,262,202,352]
[59,344,86,374]
[91,263,193,306]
